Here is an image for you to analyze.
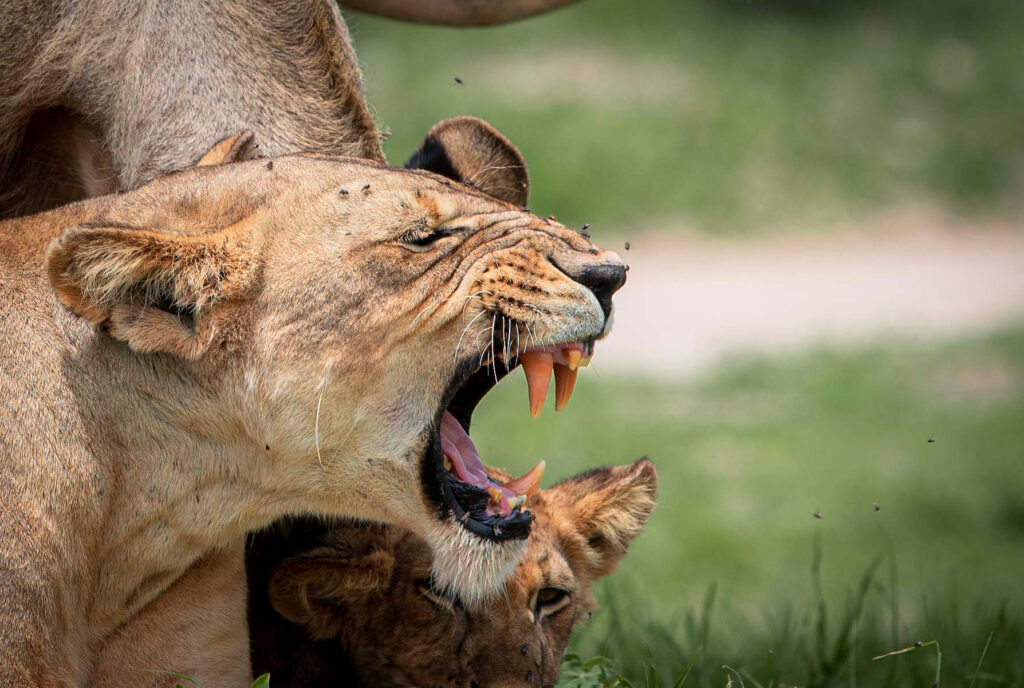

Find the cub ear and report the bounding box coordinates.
[196,130,259,167]
[547,458,658,578]
[405,116,529,207]
[46,224,259,359]
[267,545,396,640]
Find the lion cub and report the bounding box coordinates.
[249,459,657,688]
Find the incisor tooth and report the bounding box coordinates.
[565,349,583,370]
[507,495,527,511]
[553,363,578,412]
[486,486,504,506]
[502,460,546,498]
[519,351,553,418]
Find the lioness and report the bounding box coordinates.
[0,117,626,684]
[250,459,658,688]
[0,0,580,217]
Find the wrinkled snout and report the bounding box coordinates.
[553,250,627,320]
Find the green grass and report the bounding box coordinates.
[345,0,1024,234]
[467,326,1024,685]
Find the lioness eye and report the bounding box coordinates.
[534,587,571,619]
[399,227,445,252]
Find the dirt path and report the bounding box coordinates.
[598,210,1024,375]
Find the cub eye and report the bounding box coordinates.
[415,577,463,613]
[534,587,571,620]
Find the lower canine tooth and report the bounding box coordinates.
[507,495,527,510]
[486,486,504,506]
[443,455,453,471]
[519,351,554,418]
[502,460,546,498]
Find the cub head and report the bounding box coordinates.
[260,459,658,688]
[44,117,627,603]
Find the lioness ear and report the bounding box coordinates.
[196,130,258,167]
[405,116,529,207]
[268,545,396,639]
[548,458,658,578]
[46,224,258,359]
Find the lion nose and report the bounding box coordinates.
[577,262,626,318]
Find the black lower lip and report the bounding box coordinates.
[442,474,533,541]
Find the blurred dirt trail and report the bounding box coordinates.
[599,211,1024,375]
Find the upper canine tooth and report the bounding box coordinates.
[553,363,578,412]
[565,349,583,370]
[519,351,553,418]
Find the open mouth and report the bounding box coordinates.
[427,340,596,542]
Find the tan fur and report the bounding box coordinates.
[0,0,581,219]
[0,0,383,218]
[83,134,264,688]
[95,544,253,688]
[251,459,658,688]
[0,122,625,684]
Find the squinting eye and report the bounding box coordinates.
[534,587,571,619]
[399,225,466,252]
[400,229,442,250]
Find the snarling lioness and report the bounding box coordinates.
[249,459,658,688]
[0,118,625,685]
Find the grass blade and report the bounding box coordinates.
[672,647,702,688]
[968,632,994,688]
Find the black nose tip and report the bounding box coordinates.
[577,263,626,318]
[578,263,627,301]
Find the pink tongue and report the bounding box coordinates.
[440,411,490,488]
[440,411,521,516]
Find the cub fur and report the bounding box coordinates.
[251,459,658,688]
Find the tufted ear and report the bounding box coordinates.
[268,544,396,640]
[405,116,529,207]
[196,130,259,167]
[46,224,259,359]
[546,458,658,578]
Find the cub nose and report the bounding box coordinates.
[577,262,627,317]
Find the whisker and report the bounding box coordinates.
[489,313,499,382]
[314,374,329,471]
[454,309,489,364]
[460,291,492,317]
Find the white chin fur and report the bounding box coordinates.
[428,516,526,608]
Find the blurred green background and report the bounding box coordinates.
[349,0,1024,235]
[346,1,1024,684]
